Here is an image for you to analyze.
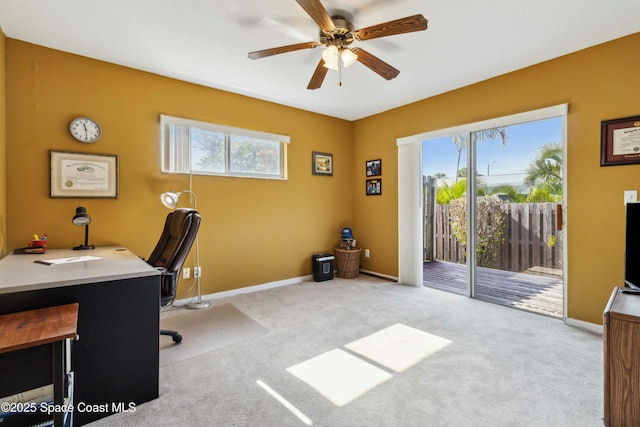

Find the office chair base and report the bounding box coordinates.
[161,329,182,344]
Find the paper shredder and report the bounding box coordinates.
[312,253,334,282]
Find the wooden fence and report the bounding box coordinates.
[426,202,563,273]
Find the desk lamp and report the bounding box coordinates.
[160,190,210,309]
[72,207,95,250]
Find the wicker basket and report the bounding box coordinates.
[335,248,362,279]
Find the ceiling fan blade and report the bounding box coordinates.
[351,47,399,80]
[353,14,428,41]
[248,42,320,59]
[307,59,329,90]
[295,0,336,32]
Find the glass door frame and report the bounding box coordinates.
[397,104,568,314]
[467,131,477,298]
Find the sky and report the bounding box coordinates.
[422,117,563,178]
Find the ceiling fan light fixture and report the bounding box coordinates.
[322,45,339,69]
[322,46,357,70]
[341,48,358,68]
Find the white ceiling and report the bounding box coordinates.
[1,0,639,121]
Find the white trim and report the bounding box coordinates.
[397,104,568,146]
[359,269,399,282]
[173,271,401,306]
[398,142,423,287]
[172,275,311,305]
[160,114,290,143]
[564,317,603,335]
[561,111,569,318]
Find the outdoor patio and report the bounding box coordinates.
[423,261,563,318]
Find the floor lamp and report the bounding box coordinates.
[160,190,210,310]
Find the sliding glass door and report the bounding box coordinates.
[421,114,564,317]
[422,134,469,294]
[472,119,564,317]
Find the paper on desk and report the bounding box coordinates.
[34,256,103,265]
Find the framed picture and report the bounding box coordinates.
[366,179,382,196]
[50,150,119,198]
[312,151,333,176]
[366,159,382,177]
[601,115,640,166]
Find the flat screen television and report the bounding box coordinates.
[626,202,640,289]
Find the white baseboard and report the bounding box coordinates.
[173,275,312,305]
[175,270,401,306]
[564,317,603,335]
[359,269,399,282]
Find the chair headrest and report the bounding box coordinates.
[169,208,196,237]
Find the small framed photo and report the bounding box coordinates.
[366,179,382,196]
[601,115,640,166]
[50,150,119,198]
[366,159,382,177]
[312,151,333,176]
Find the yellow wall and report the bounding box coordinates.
[5,40,353,297]
[0,27,6,257]
[353,32,640,324]
[5,32,640,324]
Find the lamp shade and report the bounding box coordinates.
[341,48,358,68]
[72,207,91,226]
[160,192,180,209]
[160,190,198,210]
[322,45,339,70]
[72,206,95,250]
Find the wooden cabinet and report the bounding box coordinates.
[604,287,640,426]
[0,304,78,427]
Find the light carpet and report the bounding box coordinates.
[159,302,268,367]
[90,277,604,427]
[287,348,394,407]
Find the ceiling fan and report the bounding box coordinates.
[248,0,428,90]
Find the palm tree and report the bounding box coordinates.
[436,175,489,204]
[452,128,509,182]
[527,187,560,202]
[524,142,562,195]
[436,179,467,204]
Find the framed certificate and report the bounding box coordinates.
[601,115,640,166]
[50,150,119,198]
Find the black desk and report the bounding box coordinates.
[0,247,160,426]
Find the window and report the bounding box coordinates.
[161,115,289,179]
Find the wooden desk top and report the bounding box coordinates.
[0,303,79,354]
[0,246,160,295]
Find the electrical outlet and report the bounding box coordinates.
[624,190,638,205]
[194,266,201,278]
[365,249,370,258]
[182,267,190,279]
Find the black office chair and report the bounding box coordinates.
[147,208,201,344]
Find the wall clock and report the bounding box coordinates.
[69,117,102,143]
